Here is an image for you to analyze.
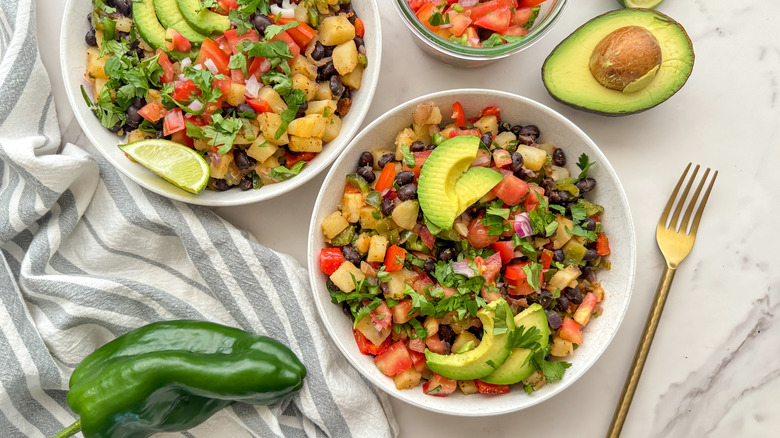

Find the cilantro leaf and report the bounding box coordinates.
[576,153,596,179]
[246,40,294,60]
[521,262,543,292]
[508,325,543,350]
[427,7,450,26]
[269,160,306,180]
[400,145,416,167]
[523,6,541,30]
[264,21,299,40]
[492,303,510,335]
[531,346,571,383]
[486,200,510,220]
[201,114,244,155]
[481,33,527,48]
[275,89,306,138]
[228,52,248,77]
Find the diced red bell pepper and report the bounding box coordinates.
[596,233,611,256]
[374,341,413,376]
[223,29,260,55]
[448,128,481,139]
[492,174,529,206]
[479,105,501,121]
[197,38,231,75]
[156,49,174,83]
[374,163,397,193]
[491,240,516,265]
[540,249,554,269]
[163,108,185,136]
[244,96,274,114]
[165,27,191,53]
[285,152,317,168]
[452,101,466,128]
[319,247,343,275]
[171,80,200,102]
[137,101,167,123]
[272,17,319,48]
[418,224,436,250]
[474,6,512,33]
[247,57,271,79]
[384,245,407,272]
[353,329,390,356]
[559,317,583,344]
[422,373,457,396]
[573,292,599,326]
[355,18,365,38]
[504,261,543,295]
[402,150,432,177]
[475,380,511,394]
[370,301,393,331]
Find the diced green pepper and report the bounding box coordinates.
[436,228,461,241]
[562,240,587,266]
[330,225,356,246]
[346,173,369,193]
[365,190,381,209]
[308,6,320,26]
[432,132,446,145]
[556,183,580,197]
[578,199,605,217]
[404,233,430,253]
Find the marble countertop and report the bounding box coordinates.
[37,0,779,437]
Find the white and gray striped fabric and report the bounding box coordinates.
[0,1,398,437]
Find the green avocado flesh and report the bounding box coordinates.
[133,0,167,50]
[153,0,207,43]
[425,299,515,380]
[176,0,231,35]
[542,9,694,116]
[480,304,550,385]
[418,136,502,230]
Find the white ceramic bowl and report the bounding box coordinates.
[308,89,636,416]
[60,0,381,206]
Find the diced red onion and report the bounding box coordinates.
[499,167,513,176]
[514,212,533,238]
[193,64,203,70]
[439,23,454,29]
[176,74,187,81]
[471,152,491,167]
[452,261,476,278]
[270,2,295,19]
[204,59,219,75]
[208,152,221,167]
[187,100,204,112]
[245,75,261,98]
[459,0,478,7]
[180,57,192,69]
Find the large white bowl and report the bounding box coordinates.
[308,89,636,416]
[60,0,381,206]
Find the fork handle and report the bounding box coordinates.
[607,265,677,438]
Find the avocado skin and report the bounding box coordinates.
[541,9,694,116]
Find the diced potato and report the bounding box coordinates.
[413,102,443,126]
[115,17,133,33]
[256,154,280,169]
[341,192,364,223]
[86,47,108,79]
[550,335,573,357]
[94,29,104,50]
[355,316,391,346]
[233,122,259,145]
[340,65,363,90]
[291,73,319,101]
[371,148,394,169]
[319,14,356,46]
[522,370,546,391]
[458,380,478,395]
[549,165,570,181]
[451,331,480,353]
[354,233,371,253]
[550,215,573,249]
[257,112,289,145]
[385,269,407,300]
[439,125,456,139]
[411,123,432,145]
[146,89,162,106]
[246,138,278,163]
[321,211,350,239]
[287,114,326,138]
[257,86,287,113]
[306,100,338,116]
[333,40,358,75]
[226,82,247,107]
[423,316,440,336]
[367,235,388,263]
[447,314,475,334]
[548,265,582,293]
[209,151,234,179]
[289,55,318,80]
[494,131,517,149]
[517,145,548,171]
[591,282,605,302]
[474,116,498,135]
[315,81,333,100]
[322,114,342,142]
[92,77,108,100]
[394,128,418,160]
[126,129,152,143]
[359,206,381,229]
[288,135,323,153]
[329,261,365,292]
[392,200,419,230]
[394,367,422,390]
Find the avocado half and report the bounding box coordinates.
[542,9,694,116]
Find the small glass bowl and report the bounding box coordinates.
[393,0,568,67]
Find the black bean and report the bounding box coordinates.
[233,149,256,170]
[564,287,583,305]
[214,179,230,191]
[253,14,273,34]
[545,310,563,330]
[85,28,97,47]
[538,289,555,309]
[235,103,256,117]
[480,132,493,148]
[86,12,91,24]
[353,36,365,50]
[132,96,145,108]
[417,207,424,222]
[552,249,564,263]
[468,325,483,338]
[311,41,325,60]
[358,151,373,168]
[239,176,253,191]
[582,218,596,231]
[580,266,592,278]
[397,184,417,201]
[296,101,308,118]
[340,4,357,23]
[317,61,337,80]
[510,152,524,173]
[525,296,539,306]
[583,249,599,262]
[341,246,362,264]
[548,191,561,204]
[438,325,456,345]
[356,166,376,183]
[410,141,425,152]
[117,31,130,42]
[576,177,597,193]
[128,40,144,58]
[552,148,566,166]
[394,170,414,186]
[323,45,335,57]
[519,125,540,140]
[425,143,437,151]
[586,240,597,250]
[380,197,396,216]
[155,130,166,139]
[125,106,142,129]
[377,153,394,169]
[519,135,537,146]
[109,0,132,16]
[330,75,345,97]
[341,302,351,316]
[498,121,512,133]
[423,258,435,274]
[326,278,338,291]
[109,121,122,133]
[556,296,570,312]
[439,248,455,263]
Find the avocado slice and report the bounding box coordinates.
[480,304,550,385]
[153,0,208,44]
[454,166,503,213]
[542,9,694,116]
[133,0,167,50]
[425,299,515,380]
[176,0,231,35]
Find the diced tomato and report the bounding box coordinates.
[223,29,260,55]
[475,380,510,394]
[491,240,516,265]
[375,163,397,193]
[492,174,529,206]
[573,292,598,326]
[523,183,545,212]
[392,299,414,325]
[230,68,246,84]
[408,336,426,353]
[463,25,481,47]
[504,261,543,295]
[410,270,433,294]
[269,17,318,49]
[447,10,473,37]
[137,101,167,123]
[353,329,390,356]
[418,225,436,250]
[370,301,393,331]
[354,17,365,37]
[408,0,428,13]
[422,373,457,397]
[244,96,274,114]
[415,2,439,32]
[559,317,583,344]
[452,101,466,128]
[217,0,239,11]
[384,245,407,272]
[171,80,200,102]
[540,249,554,269]
[503,25,530,37]
[197,38,231,75]
[492,149,512,168]
[409,349,427,373]
[596,233,611,256]
[467,0,513,20]
[247,57,271,79]
[319,247,343,275]
[374,341,413,377]
[163,108,185,136]
[156,49,174,83]
[479,106,501,121]
[425,333,447,354]
[402,150,432,177]
[170,130,193,148]
[518,0,547,8]
[448,129,481,139]
[164,27,192,53]
[474,6,511,33]
[214,77,232,97]
[271,31,301,58]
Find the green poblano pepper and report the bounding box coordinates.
[54,320,306,438]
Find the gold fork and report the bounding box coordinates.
[607,163,718,438]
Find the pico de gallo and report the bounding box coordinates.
[407,0,550,48]
[320,101,611,396]
[84,0,367,191]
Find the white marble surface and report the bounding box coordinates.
[37,0,780,437]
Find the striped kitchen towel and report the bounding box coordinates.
[0,1,397,437]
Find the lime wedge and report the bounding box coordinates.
[617,0,664,8]
[118,139,209,194]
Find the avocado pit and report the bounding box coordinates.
[589,26,662,93]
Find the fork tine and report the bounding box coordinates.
[669,164,699,232]
[689,170,718,236]
[659,163,691,227]
[680,168,711,234]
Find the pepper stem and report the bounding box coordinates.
[52,419,81,438]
